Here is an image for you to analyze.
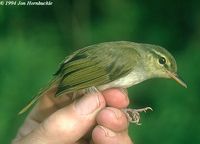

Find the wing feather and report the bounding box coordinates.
[55,42,140,96]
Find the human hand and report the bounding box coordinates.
[12,87,133,144]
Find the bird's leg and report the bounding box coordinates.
[122,107,153,125]
[71,86,99,101]
[85,86,99,94]
[72,91,78,101]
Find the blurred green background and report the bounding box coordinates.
[0,0,200,143]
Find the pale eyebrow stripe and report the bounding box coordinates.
[151,49,166,59]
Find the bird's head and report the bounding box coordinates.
[141,44,187,88]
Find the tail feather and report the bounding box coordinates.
[18,77,60,115]
[18,94,41,115]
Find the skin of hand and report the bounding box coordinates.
[12,87,133,144]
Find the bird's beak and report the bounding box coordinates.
[166,70,187,88]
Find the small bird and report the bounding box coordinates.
[19,41,187,124]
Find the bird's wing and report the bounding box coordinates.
[55,44,140,95]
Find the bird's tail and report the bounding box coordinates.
[18,77,60,115]
[18,93,41,115]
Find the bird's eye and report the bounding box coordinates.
[158,57,166,65]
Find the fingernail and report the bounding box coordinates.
[106,107,122,119]
[99,126,116,137]
[75,93,102,115]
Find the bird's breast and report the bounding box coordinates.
[98,70,146,90]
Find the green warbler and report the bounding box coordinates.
[19,41,187,124]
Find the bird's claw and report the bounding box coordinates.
[123,107,153,125]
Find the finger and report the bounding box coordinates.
[16,91,106,144]
[28,85,74,122]
[20,85,77,138]
[92,126,133,144]
[102,88,129,108]
[96,107,128,132]
[14,86,59,140]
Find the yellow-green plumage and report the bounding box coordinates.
[55,42,140,95]
[19,41,186,114]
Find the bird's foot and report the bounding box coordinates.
[123,107,153,125]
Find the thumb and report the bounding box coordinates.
[19,91,106,144]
